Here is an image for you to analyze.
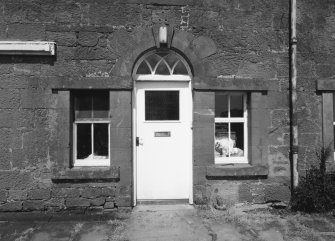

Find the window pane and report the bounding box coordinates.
[93,92,109,118]
[94,123,109,157]
[215,123,229,157]
[230,95,244,117]
[215,123,244,158]
[231,123,244,157]
[155,61,170,75]
[77,124,92,159]
[173,60,188,75]
[74,92,92,119]
[165,53,178,70]
[146,54,161,70]
[145,91,179,120]
[215,94,228,117]
[137,61,151,74]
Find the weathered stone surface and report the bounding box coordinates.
[46,31,77,46]
[20,89,57,109]
[0,147,11,170]
[8,190,27,201]
[0,201,22,211]
[0,190,8,202]
[101,187,116,197]
[78,32,99,47]
[264,184,290,203]
[0,24,6,39]
[7,24,45,40]
[65,198,90,207]
[28,189,51,200]
[194,185,209,205]
[49,76,132,90]
[90,197,105,206]
[107,29,136,57]
[0,89,20,108]
[0,171,33,190]
[81,188,103,198]
[104,201,115,209]
[115,196,132,207]
[73,46,118,60]
[23,200,45,211]
[51,188,80,198]
[238,184,253,203]
[0,109,34,128]
[206,165,268,177]
[194,77,278,91]
[46,198,65,208]
[52,167,120,180]
[192,36,217,59]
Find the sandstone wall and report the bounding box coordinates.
[0,0,292,211]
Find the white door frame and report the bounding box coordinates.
[132,81,193,206]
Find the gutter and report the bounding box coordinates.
[290,0,299,188]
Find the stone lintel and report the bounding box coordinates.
[193,77,277,91]
[51,77,132,90]
[317,78,335,91]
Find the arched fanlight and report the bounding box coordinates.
[133,50,192,81]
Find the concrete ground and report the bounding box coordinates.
[0,204,334,241]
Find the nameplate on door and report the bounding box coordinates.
[154,131,171,137]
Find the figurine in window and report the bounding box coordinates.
[215,136,243,157]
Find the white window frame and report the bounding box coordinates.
[214,93,248,164]
[73,121,110,167]
[72,91,110,167]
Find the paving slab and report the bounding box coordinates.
[125,204,212,241]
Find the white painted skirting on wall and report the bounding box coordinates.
[0,41,56,55]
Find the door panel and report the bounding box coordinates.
[136,82,191,200]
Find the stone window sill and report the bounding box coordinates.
[206,164,268,178]
[51,166,120,182]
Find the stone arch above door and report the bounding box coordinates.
[109,26,217,88]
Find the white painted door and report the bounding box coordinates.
[136,82,192,200]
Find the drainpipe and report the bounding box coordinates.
[290,0,299,188]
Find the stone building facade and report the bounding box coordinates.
[0,0,333,211]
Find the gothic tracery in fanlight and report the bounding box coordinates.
[133,51,192,81]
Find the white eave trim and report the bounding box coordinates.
[0,41,56,56]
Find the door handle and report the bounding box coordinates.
[136,137,143,146]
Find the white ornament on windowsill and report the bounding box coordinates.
[215,136,243,157]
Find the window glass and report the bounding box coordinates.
[215,94,228,118]
[93,92,109,118]
[215,123,229,157]
[77,124,92,159]
[145,91,179,121]
[230,95,244,117]
[231,123,244,156]
[173,60,188,75]
[74,91,109,120]
[93,123,109,157]
[214,93,247,163]
[146,54,161,70]
[165,54,178,70]
[74,92,92,119]
[137,61,151,75]
[155,61,170,75]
